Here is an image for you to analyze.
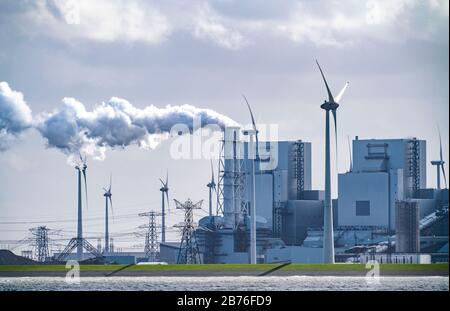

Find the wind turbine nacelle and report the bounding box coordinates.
[242,129,257,136]
[431,160,444,165]
[320,101,339,110]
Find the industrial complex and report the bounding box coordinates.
[6,63,449,266]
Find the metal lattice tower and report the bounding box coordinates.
[139,211,161,262]
[216,133,225,216]
[294,140,305,198]
[408,138,421,193]
[175,199,202,264]
[29,226,50,262]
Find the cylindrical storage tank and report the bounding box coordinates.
[395,200,420,253]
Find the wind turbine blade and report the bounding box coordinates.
[82,169,88,210]
[242,95,259,159]
[103,187,108,193]
[316,60,334,103]
[109,173,112,192]
[210,159,215,183]
[165,192,170,212]
[439,127,443,163]
[166,169,169,187]
[109,197,114,216]
[335,82,349,104]
[332,110,338,172]
[441,165,447,189]
[242,95,257,131]
[347,135,353,172]
[159,178,165,186]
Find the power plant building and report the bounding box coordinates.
[338,137,426,231]
[196,136,326,263]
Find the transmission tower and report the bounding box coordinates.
[29,226,50,262]
[174,199,202,264]
[139,211,161,262]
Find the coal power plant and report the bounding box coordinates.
[1,62,448,266]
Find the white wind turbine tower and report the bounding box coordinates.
[431,128,447,189]
[159,171,169,243]
[75,154,88,261]
[56,154,102,262]
[103,174,113,253]
[242,95,258,265]
[316,60,349,264]
[206,160,217,217]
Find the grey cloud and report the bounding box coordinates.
[0,81,33,150]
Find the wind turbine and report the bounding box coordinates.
[74,154,88,261]
[242,94,257,265]
[159,171,169,243]
[206,160,217,217]
[316,60,349,264]
[431,129,447,189]
[103,174,113,253]
[347,135,353,172]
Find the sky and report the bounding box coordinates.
[0,0,448,254]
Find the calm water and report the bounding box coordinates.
[0,276,448,291]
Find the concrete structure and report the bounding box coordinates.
[338,137,426,231]
[396,201,420,253]
[196,138,328,264]
[159,242,180,264]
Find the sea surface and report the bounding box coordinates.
[0,276,448,291]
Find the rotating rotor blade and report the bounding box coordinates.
[82,168,88,210]
[165,191,170,212]
[438,127,447,188]
[347,135,353,172]
[242,95,257,131]
[335,82,349,104]
[332,109,338,172]
[242,95,259,159]
[210,159,215,184]
[109,197,114,220]
[159,178,165,187]
[316,60,334,103]
[439,127,444,163]
[442,165,447,189]
[109,173,112,192]
[165,169,169,188]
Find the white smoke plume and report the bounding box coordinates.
[0,81,239,159]
[35,96,239,160]
[0,82,33,151]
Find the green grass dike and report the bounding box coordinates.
[0,263,448,272]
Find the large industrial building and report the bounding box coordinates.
[192,134,448,264]
[338,137,426,230]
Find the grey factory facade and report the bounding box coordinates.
[178,135,449,264]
